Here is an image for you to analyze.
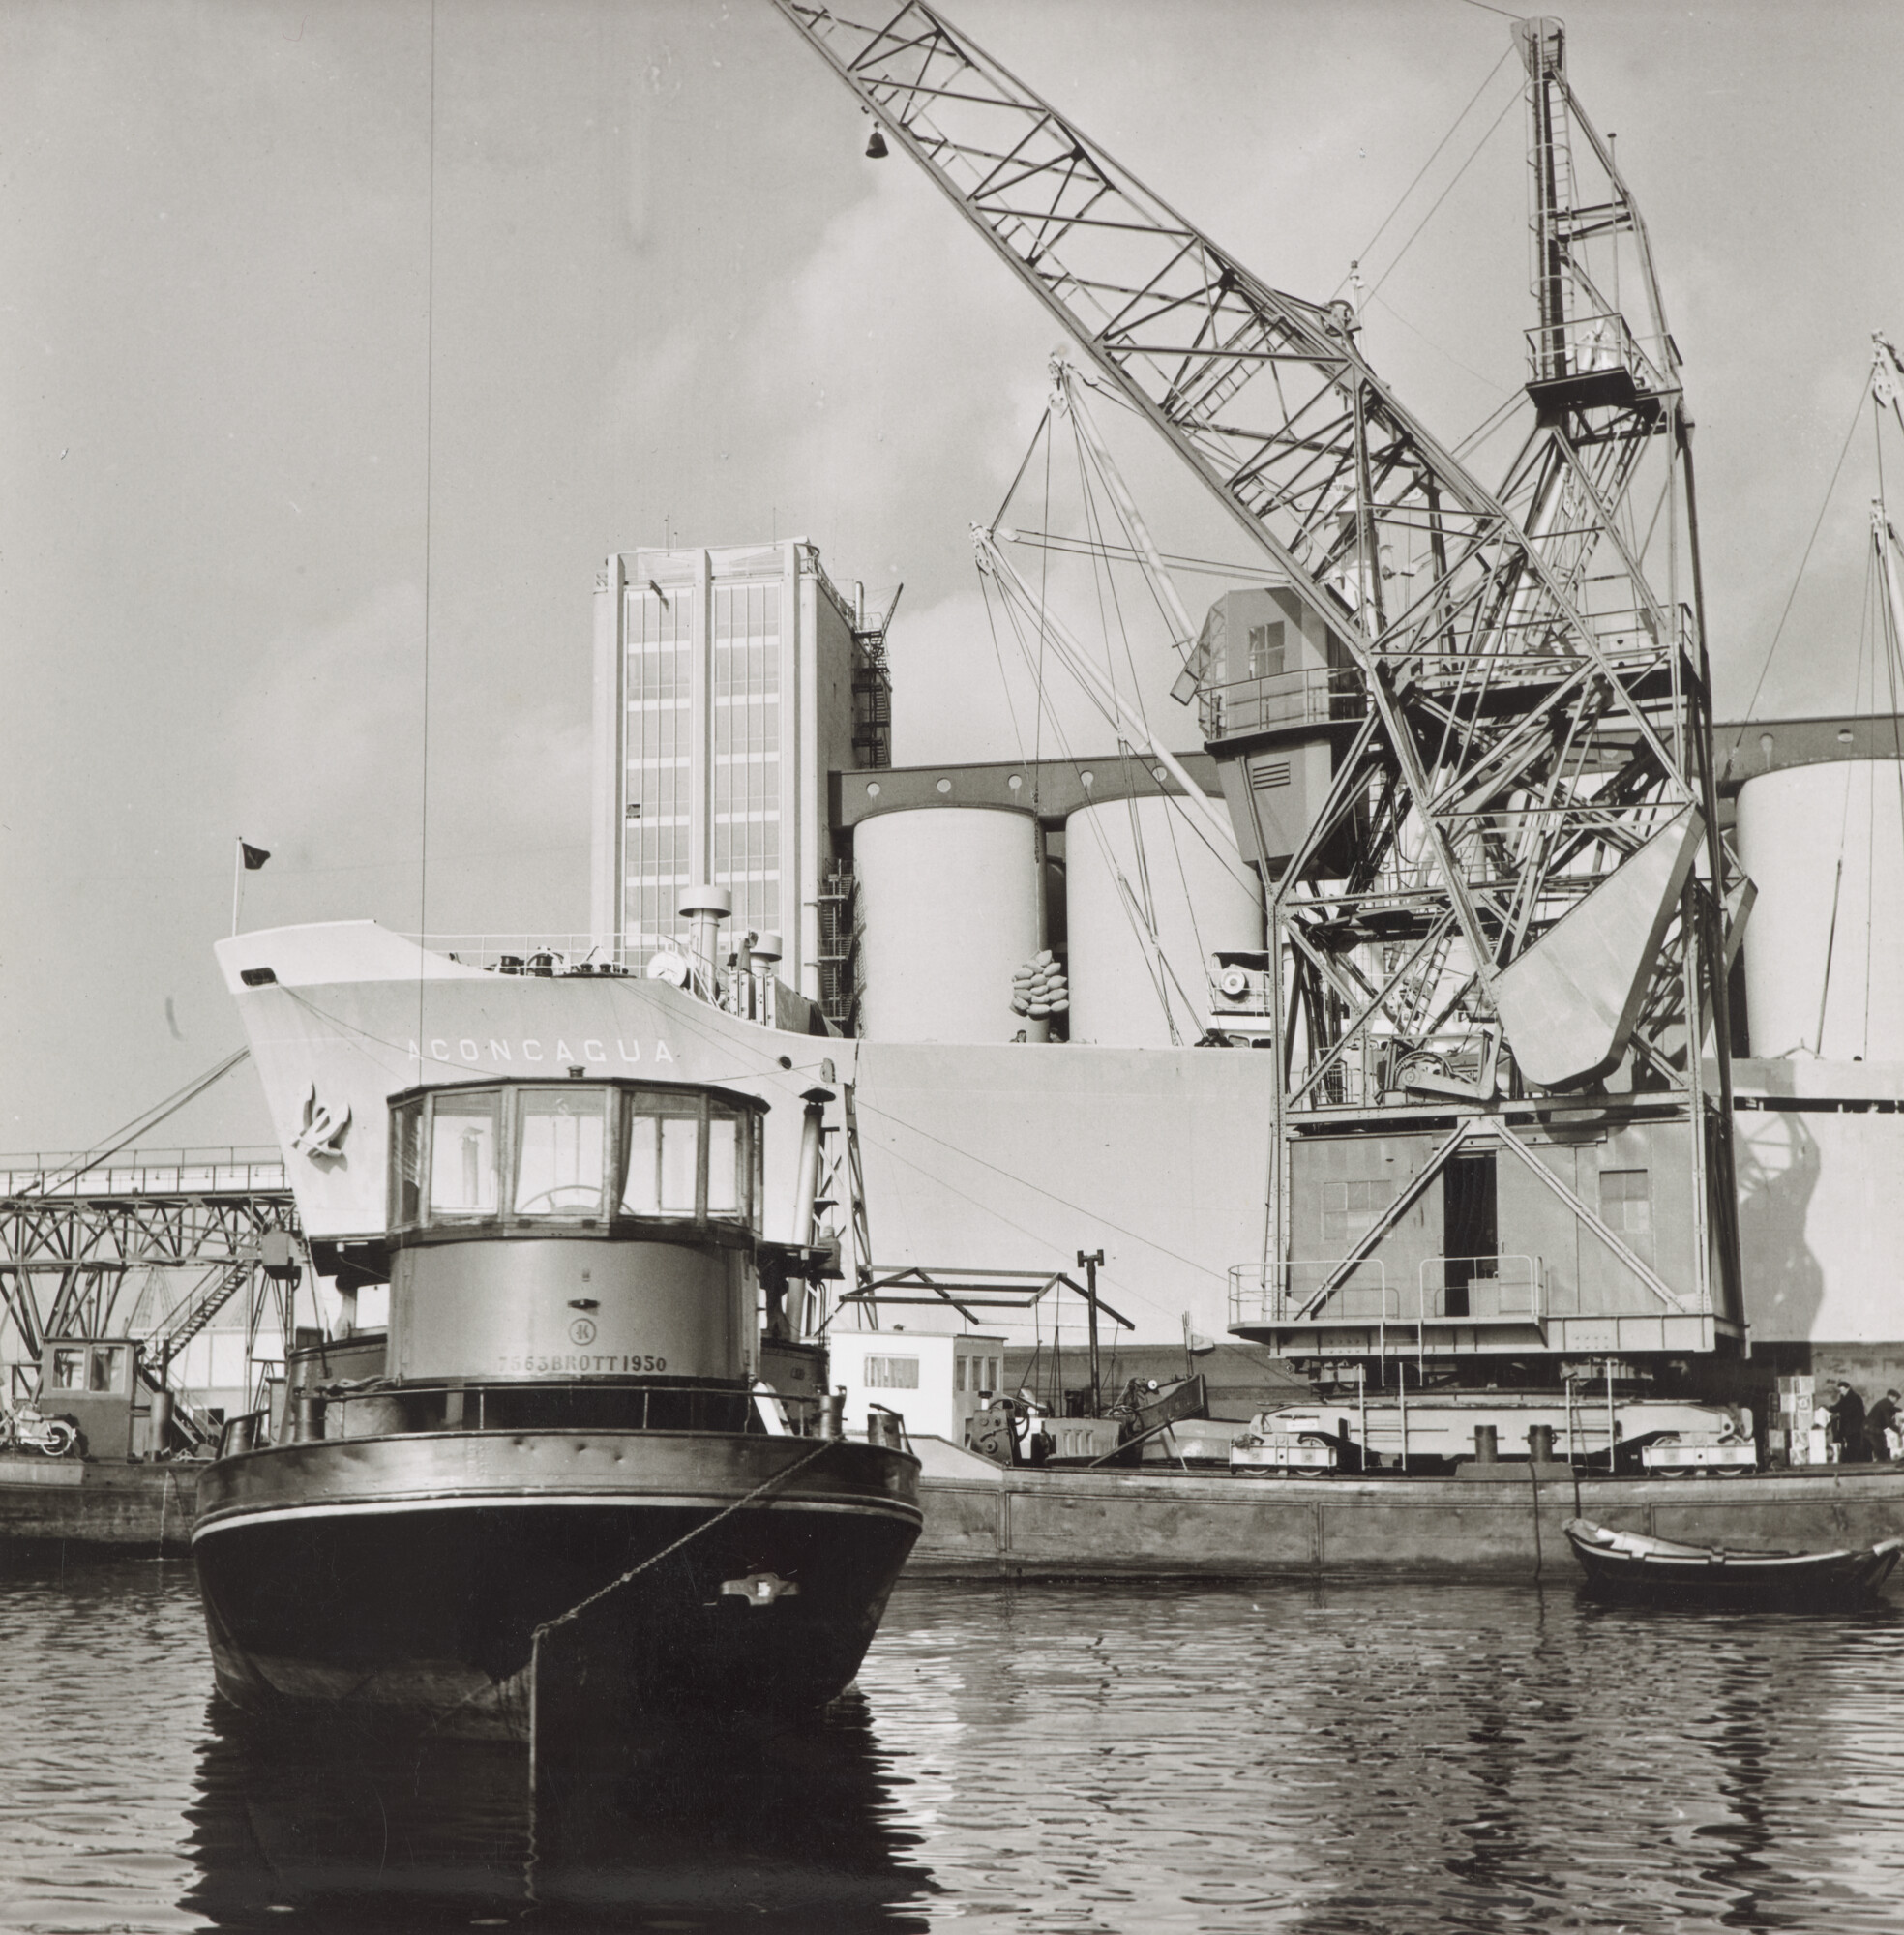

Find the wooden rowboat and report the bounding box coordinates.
[1563,1517,1903,1607]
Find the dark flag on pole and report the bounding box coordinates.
[240,842,271,871]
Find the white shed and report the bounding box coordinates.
[830,1329,1007,1444]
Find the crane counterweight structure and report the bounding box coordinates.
[775,2,1744,1372]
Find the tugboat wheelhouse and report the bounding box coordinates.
[388,1079,765,1245]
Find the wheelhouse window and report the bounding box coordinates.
[515,1089,608,1218]
[387,1080,762,1237]
[620,1094,699,1218]
[431,1091,500,1217]
[706,1110,743,1216]
[391,1100,424,1227]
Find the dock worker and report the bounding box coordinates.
[1866,1388,1900,1463]
[1830,1381,1869,1464]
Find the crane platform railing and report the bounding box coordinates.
[0,1148,286,1198]
[1199,665,1363,741]
[1229,1260,1395,1329]
[1524,310,1674,403]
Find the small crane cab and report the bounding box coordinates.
[374,1077,769,1435]
[34,1338,139,1457]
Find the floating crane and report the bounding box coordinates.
[774,5,1744,1370]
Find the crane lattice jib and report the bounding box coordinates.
[772,2,1708,923]
[773,2,1727,1069]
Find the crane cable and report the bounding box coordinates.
[990,397,1257,900]
[1794,358,1904,1055]
[1868,402,1904,1055]
[1329,47,1516,304]
[985,403,1258,1040]
[1068,421,1176,1018]
[989,575,1192,1037]
[1728,382,1867,756]
[1813,552,1873,1054]
[23,1048,255,1198]
[1069,410,1215,983]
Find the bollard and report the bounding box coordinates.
[820,1390,846,1441]
[223,1414,259,1457]
[1473,1424,1499,1463]
[1528,1423,1556,1464]
[867,1412,903,1450]
[293,1393,327,1444]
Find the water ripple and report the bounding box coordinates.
[2,1557,1903,1930]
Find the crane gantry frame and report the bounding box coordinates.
[774,2,1744,1365]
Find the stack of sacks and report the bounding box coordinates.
[1011,950,1070,1019]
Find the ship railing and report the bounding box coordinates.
[402,933,627,975]
[751,1385,829,1438]
[279,1378,831,1444]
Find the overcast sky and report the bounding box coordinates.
[3,0,1901,1153]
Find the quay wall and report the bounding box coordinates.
[907,1440,1904,1583]
[0,1457,198,1555]
[10,1442,1902,1590]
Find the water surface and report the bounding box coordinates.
[2,1554,1901,1931]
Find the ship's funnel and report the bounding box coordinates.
[677,886,731,999]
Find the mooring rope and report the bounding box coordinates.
[525,1433,841,1772]
[530,1434,838,1646]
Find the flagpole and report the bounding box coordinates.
[231,838,243,938]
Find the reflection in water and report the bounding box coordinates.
[6,1557,1904,1932]
[183,1695,935,1932]
[858,1580,1904,1934]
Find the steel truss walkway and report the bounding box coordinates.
[0,1147,305,1394]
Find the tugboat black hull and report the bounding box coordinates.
[193,1430,920,1738]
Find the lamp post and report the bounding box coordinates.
[1077,1249,1106,1415]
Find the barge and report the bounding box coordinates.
[904,1437,1904,1586]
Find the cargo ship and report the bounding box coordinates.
[190,1054,921,1737]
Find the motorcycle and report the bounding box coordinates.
[0,1401,83,1458]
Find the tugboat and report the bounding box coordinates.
[191,1074,921,1739]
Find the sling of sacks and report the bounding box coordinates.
[1012,950,1069,1019]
